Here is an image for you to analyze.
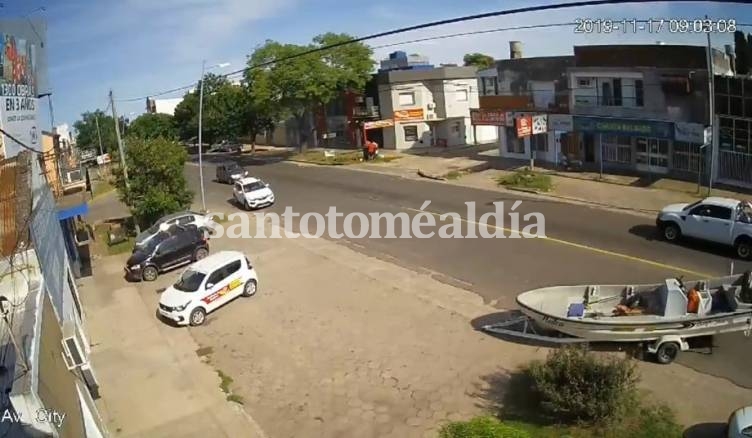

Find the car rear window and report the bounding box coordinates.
[174,270,206,292]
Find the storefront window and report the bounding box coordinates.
[602,135,632,163]
[635,137,669,168]
[404,125,418,141]
[673,141,702,172]
[506,127,525,154]
[531,133,548,152]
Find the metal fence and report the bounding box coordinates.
[718,150,752,188]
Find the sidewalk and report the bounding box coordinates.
[356,146,750,215]
[79,257,267,438]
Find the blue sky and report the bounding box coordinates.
[2,0,751,131]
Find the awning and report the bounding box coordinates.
[57,203,88,221]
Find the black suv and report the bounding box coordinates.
[125,224,209,282]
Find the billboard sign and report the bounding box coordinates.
[0,20,46,158]
[393,108,424,122]
[573,116,673,139]
[364,119,394,130]
[470,109,505,126]
[532,115,548,134]
[515,116,532,137]
[674,122,707,144]
[548,114,573,132]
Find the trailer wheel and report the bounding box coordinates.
[655,342,680,364]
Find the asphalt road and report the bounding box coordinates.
[186,157,752,389]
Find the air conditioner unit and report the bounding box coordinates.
[61,321,88,370]
[80,363,101,399]
[427,102,436,110]
[64,169,82,184]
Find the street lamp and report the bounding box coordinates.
[197,61,230,212]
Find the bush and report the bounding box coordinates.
[497,168,553,192]
[439,416,530,438]
[527,346,638,424]
[597,402,683,438]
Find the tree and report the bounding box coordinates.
[246,34,373,151]
[112,137,193,228]
[127,113,178,141]
[73,110,118,153]
[463,53,495,69]
[734,31,750,75]
[173,73,231,143]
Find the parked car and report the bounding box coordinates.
[135,211,217,249]
[125,224,209,282]
[157,250,258,326]
[216,162,248,184]
[656,197,752,259]
[232,177,275,210]
[211,140,242,153]
[727,405,752,438]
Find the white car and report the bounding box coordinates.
[158,251,258,326]
[656,197,752,259]
[727,405,752,438]
[233,177,275,210]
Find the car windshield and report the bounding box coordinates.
[142,231,169,253]
[173,270,206,292]
[243,181,265,192]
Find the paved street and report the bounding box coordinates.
[187,158,752,388]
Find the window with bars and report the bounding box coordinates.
[719,117,751,154]
[601,135,632,163]
[673,141,702,172]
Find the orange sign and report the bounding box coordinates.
[515,116,533,137]
[470,109,505,126]
[393,108,424,122]
[364,119,394,130]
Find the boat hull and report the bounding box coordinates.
[520,306,752,342]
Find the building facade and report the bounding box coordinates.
[0,151,104,437]
[715,74,752,189]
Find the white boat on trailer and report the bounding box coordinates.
[482,271,752,364]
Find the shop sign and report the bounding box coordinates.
[532,115,547,134]
[548,114,573,132]
[470,109,505,126]
[393,108,424,122]
[515,116,532,137]
[364,119,394,130]
[674,122,708,144]
[504,112,514,127]
[573,116,673,139]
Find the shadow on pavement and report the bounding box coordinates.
[683,422,726,438]
[628,225,742,261]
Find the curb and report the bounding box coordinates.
[288,159,350,166]
[504,186,660,215]
[417,169,446,181]
[545,171,704,197]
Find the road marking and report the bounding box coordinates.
[404,207,713,278]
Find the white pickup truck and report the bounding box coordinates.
[656,197,752,259]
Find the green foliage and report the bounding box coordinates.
[497,168,553,192]
[73,110,118,153]
[127,113,177,141]
[526,347,638,424]
[173,73,231,143]
[463,53,495,69]
[112,137,193,228]
[439,416,530,438]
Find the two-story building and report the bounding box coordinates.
[376,66,496,149]
[567,44,733,179]
[0,151,105,437]
[715,73,752,189]
[475,41,574,164]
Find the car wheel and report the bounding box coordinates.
[244,200,252,211]
[655,342,680,365]
[242,279,257,297]
[662,223,680,242]
[194,247,209,261]
[735,238,752,260]
[142,266,159,282]
[189,307,207,326]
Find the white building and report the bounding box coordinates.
[377,66,497,149]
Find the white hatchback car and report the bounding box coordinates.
[233,177,275,210]
[158,251,258,326]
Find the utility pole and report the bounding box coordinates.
[110,89,139,233]
[94,115,104,157]
[705,15,716,197]
[197,60,207,213]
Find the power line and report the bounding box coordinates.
[115,0,749,102]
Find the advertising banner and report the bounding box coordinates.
[393,108,424,122]
[515,116,532,138]
[674,122,707,144]
[532,115,548,134]
[470,109,505,126]
[548,114,573,132]
[364,119,395,130]
[573,116,673,139]
[0,21,45,158]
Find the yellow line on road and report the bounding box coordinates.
[404,207,713,278]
